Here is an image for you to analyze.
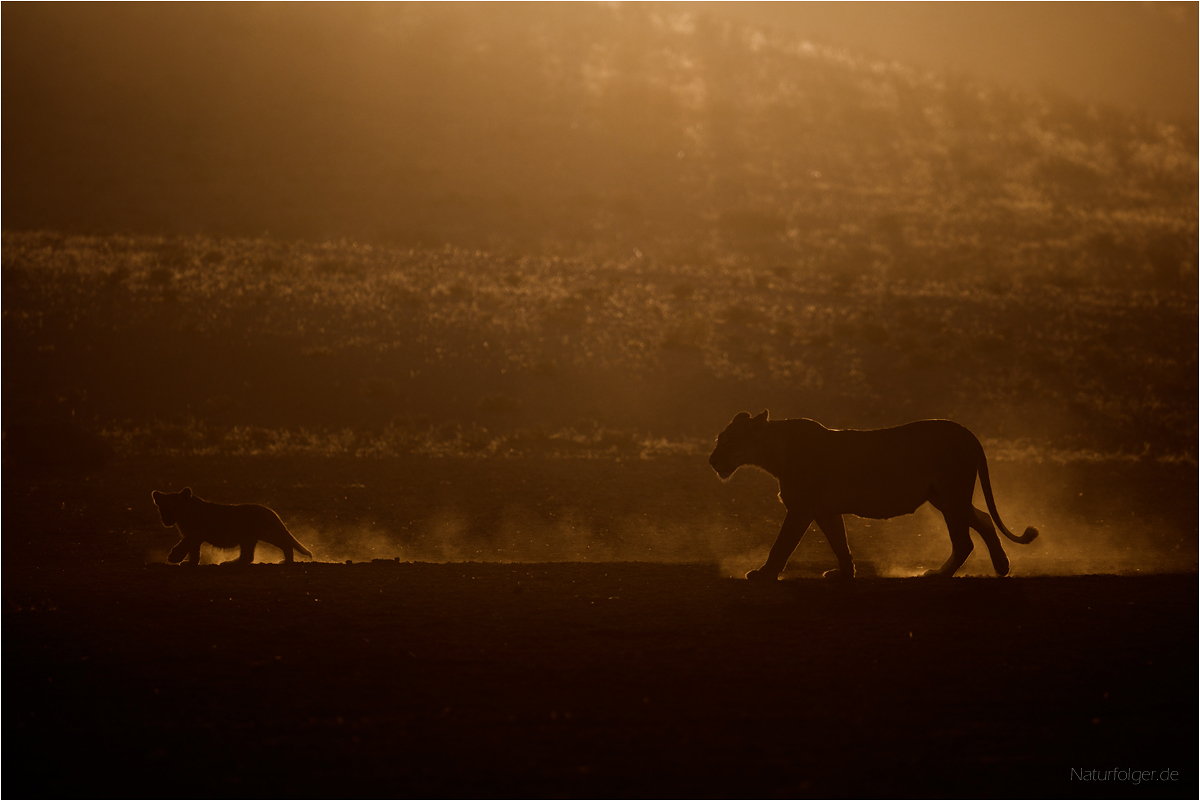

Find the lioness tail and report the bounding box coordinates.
[976,443,1039,545]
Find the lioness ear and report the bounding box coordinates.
[181,487,192,499]
[753,409,769,423]
[152,491,162,503]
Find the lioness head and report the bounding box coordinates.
[152,487,193,527]
[709,410,769,480]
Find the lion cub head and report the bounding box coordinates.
[709,410,770,480]
[152,487,193,527]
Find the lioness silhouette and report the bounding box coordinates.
[709,411,1038,579]
[152,487,313,565]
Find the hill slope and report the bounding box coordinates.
[4,5,1196,288]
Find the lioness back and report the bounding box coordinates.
[789,420,982,518]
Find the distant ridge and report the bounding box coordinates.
[3,4,1195,286]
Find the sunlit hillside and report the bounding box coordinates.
[4,4,1197,290]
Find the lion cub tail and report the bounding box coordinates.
[976,443,1040,545]
[286,531,314,560]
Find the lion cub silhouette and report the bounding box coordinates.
[152,487,313,565]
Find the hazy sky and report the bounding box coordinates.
[713,1,1198,121]
[3,2,1195,245]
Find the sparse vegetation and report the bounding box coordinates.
[2,231,1195,462]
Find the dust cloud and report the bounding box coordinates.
[205,488,1190,579]
[236,512,769,573]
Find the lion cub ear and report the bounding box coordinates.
[753,409,769,423]
[181,487,193,499]
[152,490,163,503]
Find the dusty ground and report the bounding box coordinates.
[4,563,1195,798]
[3,455,1196,798]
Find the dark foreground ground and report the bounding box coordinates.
[4,453,1197,798]
[4,561,1195,799]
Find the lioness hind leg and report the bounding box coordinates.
[236,541,256,565]
[815,515,855,579]
[924,512,973,577]
[970,506,1010,577]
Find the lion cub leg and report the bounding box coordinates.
[170,539,202,566]
[234,541,257,565]
[168,538,195,565]
[815,515,855,579]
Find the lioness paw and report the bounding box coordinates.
[822,567,854,580]
[745,569,776,582]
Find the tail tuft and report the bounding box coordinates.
[977,442,1040,546]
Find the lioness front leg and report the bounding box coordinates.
[747,512,812,580]
[815,515,854,579]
